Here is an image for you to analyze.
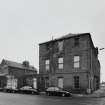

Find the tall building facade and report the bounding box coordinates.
[39,33,100,93]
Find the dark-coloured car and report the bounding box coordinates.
[19,86,39,95]
[0,88,3,92]
[3,87,18,93]
[46,87,72,97]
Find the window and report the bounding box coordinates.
[74,76,79,88]
[45,60,50,71]
[74,37,79,46]
[46,43,50,50]
[58,57,63,69]
[58,41,63,52]
[45,77,49,88]
[74,56,80,68]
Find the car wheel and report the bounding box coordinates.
[62,93,65,97]
[32,91,34,94]
[12,90,15,93]
[47,92,50,96]
[46,92,48,96]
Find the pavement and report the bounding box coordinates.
[39,92,92,98]
[72,94,100,98]
[0,92,104,105]
[40,88,105,98]
[72,88,105,98]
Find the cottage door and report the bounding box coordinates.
[33,78,37,89]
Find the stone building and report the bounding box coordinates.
[39,33,100,93]
[0,59,37,89]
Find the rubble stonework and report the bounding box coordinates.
[39,33,100,93]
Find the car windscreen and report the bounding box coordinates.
[47,87,60,91]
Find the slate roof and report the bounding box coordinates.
[1,59,37,71]
[55,33,89,40]
[39,33,90,44]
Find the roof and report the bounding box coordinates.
[39,33,90,45]
[1,59,37,71]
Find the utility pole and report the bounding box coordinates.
[89,47,105,93]
[88,47,104,94]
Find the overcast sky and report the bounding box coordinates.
[0,0,105,81]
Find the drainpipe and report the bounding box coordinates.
[88,48,93,94]
[91,48,93,92]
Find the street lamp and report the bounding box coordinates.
[99,47,104,87]
[88,47,104,94]
[99,48,105,51]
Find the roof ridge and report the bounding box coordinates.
[54,33,90,40]
[2,59,36,71]
[4,59,22,65]
[39,33,90,44]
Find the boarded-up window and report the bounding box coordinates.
[58,41,63,51]
[33,78,37,89]
[58,78,63,88]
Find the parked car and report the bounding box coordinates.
[3,87,18,93]
[46,87,72,97]
[0,88,3,92]
[19,86,39,95]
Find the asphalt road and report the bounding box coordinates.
[0,92,105,105]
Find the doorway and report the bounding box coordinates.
[58,78,63,88]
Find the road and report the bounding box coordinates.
[0,92,105,105]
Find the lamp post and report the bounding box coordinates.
[99,48,104,89]
[99,48,105,51]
